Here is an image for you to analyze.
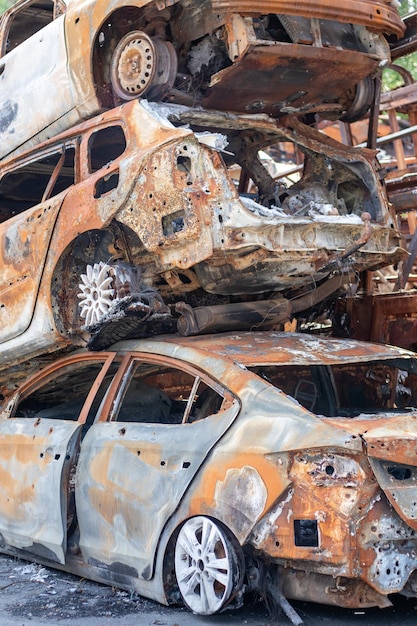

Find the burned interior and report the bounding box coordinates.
[0,0,57,56]
[173,108,388,220]
[249,359,417,416]
[13,358,227,425]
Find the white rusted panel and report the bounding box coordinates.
[0,195,65,343]
[76,404,238,579]
[0,16,81,160]
[114,332,416,369]
[0,417,81,563]
[0,297,72,392]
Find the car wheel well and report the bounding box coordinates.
[92,4,175,109]
[51,224,140,338]
[163,522,182,606]
[163,515,245,613]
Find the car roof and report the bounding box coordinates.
[112,331,416,366]
[0,99,143,168]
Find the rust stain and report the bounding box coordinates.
[212,0,405,37]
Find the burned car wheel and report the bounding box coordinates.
[78,262,115,327]
[174,516,243,615]
[341,76,375,123]
[110,30,177,101]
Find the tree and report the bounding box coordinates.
[380,2,417,90]
[0,0,14,12]
[399,0,417,14]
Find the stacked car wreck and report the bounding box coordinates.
[0,1,417,624]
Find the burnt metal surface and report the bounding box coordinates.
[389,10,417,60]
[0,0,404,159]
[212,0,404,36]
[0,417,80,563]
[334,292,417,351]
[0,99,405,385]
[200,45,379,117]
[0,332,416,617]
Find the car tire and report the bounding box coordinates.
[341,76,375,123]
[110,30,177,101]
[174,516,244,615]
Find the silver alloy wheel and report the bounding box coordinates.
[78,262,115,327]
[174,516,239,615]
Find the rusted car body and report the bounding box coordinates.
[324,9,417,353]
[334,291,417,352]
[0,0,404,159]
[0,331,417,621]
[0,98,405,386]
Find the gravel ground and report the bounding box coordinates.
[0,554,416,626]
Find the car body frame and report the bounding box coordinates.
[0,98,405,387]
[0,331,417,619]
[0,0,404,160]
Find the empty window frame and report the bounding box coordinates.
[88,125,126,173]
[249,364,332,414]
[330,361,417,415]
[0,145,75,221]
[13,359,119,425]
[250,360,417,417]
[3,1,55,54]
[114,361,225,425]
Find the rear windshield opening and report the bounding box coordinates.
[249,361,417,417]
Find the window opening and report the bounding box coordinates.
[330,362,417,416]
[115,361,225,424]
[94,172,120,198]
[0,146,75,221]
[5,1,55,54]
[249,360,417,417]
[249,364,332,415]
[88,125,126,173]
[13,360,117,425]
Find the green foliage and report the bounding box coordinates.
[399,0,417,16]
[383,55,417,91]
[0,0,14,13]
[382,2,417,91]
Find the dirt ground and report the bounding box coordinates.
[0,554,416,626]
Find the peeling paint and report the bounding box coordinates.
[0,332,417,615]
[0,0,404,159]
[0,99,405,387]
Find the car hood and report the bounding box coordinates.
[323,413,417,529]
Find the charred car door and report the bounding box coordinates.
[0,144,75,343]
[76,355,239,580]
[0,6,81,161]
[0,354,116,564]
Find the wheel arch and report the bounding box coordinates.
[91,6,146,108]
[162,513,245,610]
[91,2,175,109]
[50,223,141,337]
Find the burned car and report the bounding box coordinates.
[0,331,417,621]
[0,98,405,382]
[0,0,404,159]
